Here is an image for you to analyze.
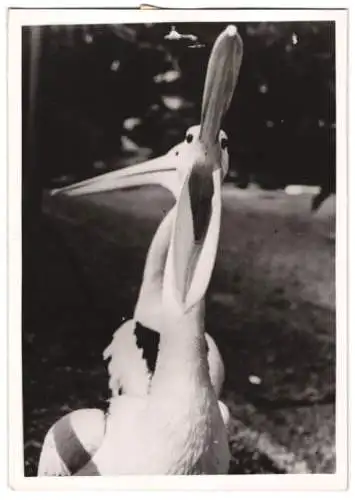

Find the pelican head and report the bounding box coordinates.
[52,25,243,317]
[51,25,242,200]
[50,125,230,201]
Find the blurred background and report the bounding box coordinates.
[22,22,336,476]
[22,22,335,209]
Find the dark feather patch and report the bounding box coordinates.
[53,414,98,475]
[74,459,100,476]
[188,164,214,242]
[134,322,160,375]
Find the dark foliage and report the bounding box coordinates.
[22,21,335,197]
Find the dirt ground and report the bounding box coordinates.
[22,185,335,475]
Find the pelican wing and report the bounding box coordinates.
[37,409,106,476]
[104,323,225,400]
[103,320,151,397]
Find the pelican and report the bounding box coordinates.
[38,25,243,476]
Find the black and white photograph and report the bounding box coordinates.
[7,6,348,490]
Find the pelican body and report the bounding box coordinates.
[38,25,243,476]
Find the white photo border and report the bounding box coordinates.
[7,6,348,491]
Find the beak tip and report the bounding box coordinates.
[225,25,238,37]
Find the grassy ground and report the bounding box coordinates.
[23,185,335,475]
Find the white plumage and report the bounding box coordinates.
[104,321,227,400]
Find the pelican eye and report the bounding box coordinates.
[221,138,228,150]
[185,133,194,144]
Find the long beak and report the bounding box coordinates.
[163,165,222,312]
[164,25,243,311]
[200,24,243,145]
[50,25,242,209]
[51,145,182,199]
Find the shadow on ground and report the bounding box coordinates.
[23,187,335,475]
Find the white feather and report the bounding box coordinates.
[103,320,151,397]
